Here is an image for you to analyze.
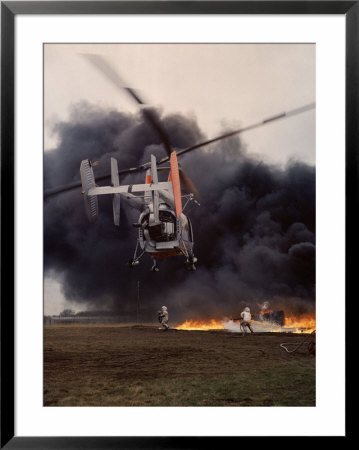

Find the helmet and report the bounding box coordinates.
[161,306,167,311]
[244,307,250,312]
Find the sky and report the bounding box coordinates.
[45,43,315,162]
[44,43,315,317]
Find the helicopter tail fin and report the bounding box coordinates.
[150,154,160,225]
[80,159,98,223]
[170,151,182,217]
[111,157,121,226]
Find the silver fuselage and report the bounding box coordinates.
[138,202,193,257]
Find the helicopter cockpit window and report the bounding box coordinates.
[141,210,176,242]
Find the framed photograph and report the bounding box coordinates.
[1,1,353,446]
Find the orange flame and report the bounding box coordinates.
[282,314,316,333]
[176,314,315,333]
[176,319,225,331]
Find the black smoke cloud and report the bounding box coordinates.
[44,102,315,321]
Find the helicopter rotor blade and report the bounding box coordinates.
[178,169,200,202]
[44,180,84,198]
[44,166,145,199]
[157,167,200,201]
[44,102,315,199]
[83,54,145,106]
[83,54,172,157]
[157,102,316,166]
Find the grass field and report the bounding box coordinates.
[44,325,315,406]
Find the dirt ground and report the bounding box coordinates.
[44,325,315,406]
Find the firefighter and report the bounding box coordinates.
[158,306,169,331]
[240,306,254,335]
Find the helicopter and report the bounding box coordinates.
[44,54,315,272]
[80,151,198,272]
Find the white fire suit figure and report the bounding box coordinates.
[240,307,254,335]
[158,306,169,331]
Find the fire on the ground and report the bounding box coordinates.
[176,311,315,333]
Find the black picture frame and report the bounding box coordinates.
[1,1,353,447]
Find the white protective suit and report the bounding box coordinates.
[159,306,169,330]
[240,307,254,334]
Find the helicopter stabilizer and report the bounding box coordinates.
[80,159,98,223]
[111,157,121,226]
[170,151,182,218]
[149,154,161,226]
[80,157,173,226]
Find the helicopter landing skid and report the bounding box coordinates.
[128,241,145,268]
[128,258,140,268]
[151,257,160,272]
[185,255,197,271]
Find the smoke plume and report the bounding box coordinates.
[44,103,315,321]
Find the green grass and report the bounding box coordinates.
[44,326,315,407]
[45,361,315,407]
